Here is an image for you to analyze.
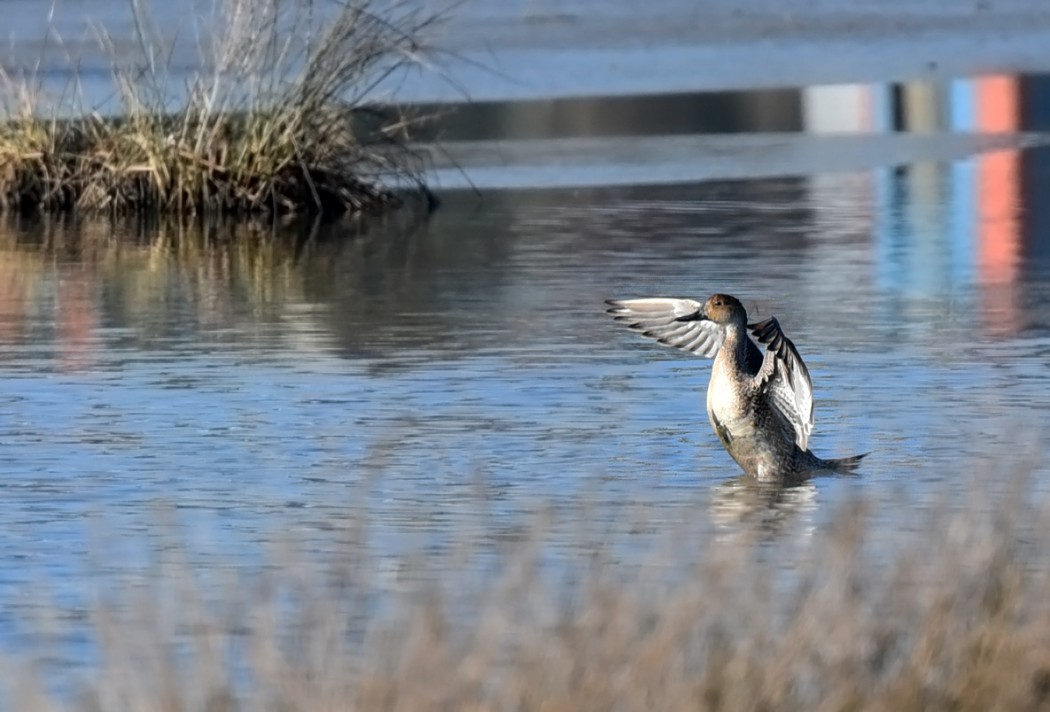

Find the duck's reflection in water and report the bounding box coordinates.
[710,475,819,543]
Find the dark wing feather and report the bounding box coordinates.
[605,298,724,358]
[749,317,814,450]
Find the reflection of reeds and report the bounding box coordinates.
[7,474,1050,710]
[0,0,442,217]
[0,211,437,363]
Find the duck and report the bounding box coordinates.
[606,293,866,483]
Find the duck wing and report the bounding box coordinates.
[749,317,814,450]
[605,298,725,357]
[606,298,765,369]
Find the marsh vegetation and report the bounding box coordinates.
[4,473,1050,711]
[0,0,442,217]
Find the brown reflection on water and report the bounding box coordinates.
[0,207,486,365]
[0,182,831,368]
[0,217,343,361]
[0,250,34,345]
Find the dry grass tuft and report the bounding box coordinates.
[6,476,1050,711]
[0,0,444,217]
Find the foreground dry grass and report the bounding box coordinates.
[0,0,441,217]
[5,476,1050,711]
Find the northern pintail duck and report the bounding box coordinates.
[607,293,866,482]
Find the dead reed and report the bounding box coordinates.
[5,472,1050,711]
[0,0,443,217]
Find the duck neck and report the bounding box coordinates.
[720,321,749,368]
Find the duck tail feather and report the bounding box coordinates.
[826,452,869,474]
[806,451,869,475]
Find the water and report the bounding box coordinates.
[7,0,1050,108]
[2,165,1048,587]
[2,0,1050,694]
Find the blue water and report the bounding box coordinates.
[1,162,1049,692]
[2,165,1049,586]
[5,0,1050,106]
[2,0,1050,695]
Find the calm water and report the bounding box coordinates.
[6,0,1050,103]
[2,0,1050,691]
[2,157,1049,607]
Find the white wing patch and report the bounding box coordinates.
[605,298,725,358]
[749,317,814,451]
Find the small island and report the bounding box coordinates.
[0,0,440,217]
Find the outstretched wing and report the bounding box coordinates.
[749,317,814,450]
[607,298,765,369]
[605,298,724,357]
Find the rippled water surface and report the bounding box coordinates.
[0,160,1049,695]
[2,156,1049,605]
[2,0,1050,691]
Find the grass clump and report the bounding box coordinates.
[0,0,443,217]
[6,475,1050,711]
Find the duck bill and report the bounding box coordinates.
[674,307,708,323]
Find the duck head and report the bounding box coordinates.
[702,293,747,326]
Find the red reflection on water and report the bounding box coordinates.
[57,271,100,372]
[977,75,1022,337]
